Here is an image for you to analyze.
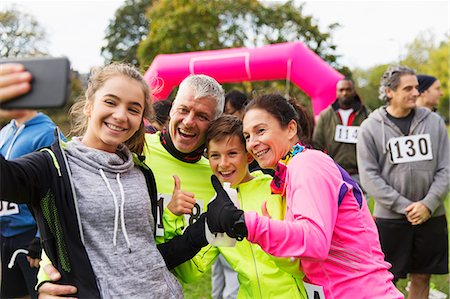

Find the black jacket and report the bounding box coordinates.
[0,130,206,298]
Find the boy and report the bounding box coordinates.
[200,115,306,298]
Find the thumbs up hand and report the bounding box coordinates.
[167,175,196,216]
[206,175,246,239]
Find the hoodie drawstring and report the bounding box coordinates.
[381,117,387,154]
[8,249,29,269]
[99,169,132,253]
[0,122,14,149]
[2,124,25,159]
[116,175,131,253]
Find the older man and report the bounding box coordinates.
[357,65,449,299]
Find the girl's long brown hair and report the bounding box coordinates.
[69,63,153,154]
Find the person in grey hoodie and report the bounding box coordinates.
[0,63,209,299]
[357,65,449,299]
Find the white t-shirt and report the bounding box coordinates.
[338,108,354,126]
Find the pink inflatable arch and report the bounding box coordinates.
[144,42,343,116]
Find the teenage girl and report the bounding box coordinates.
[0,63,207,298]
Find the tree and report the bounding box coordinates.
[405,34,449,121]
[0,7,48,57]
[101,0,152,67]
[353,32,449,121]
[0,7,85,134]
[135,0,342,112]
[352,64,390,110]
[401,30,437,73]
[137,0,340,69]
[423,38,449,121]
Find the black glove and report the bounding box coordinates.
[207,175,247,240]
[157,213,208,270]
[27,237,42,259]
[183,213,208,248]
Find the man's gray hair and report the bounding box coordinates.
[379,65,416,103]
[176,74,225,119]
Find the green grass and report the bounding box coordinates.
[183,269,211,299]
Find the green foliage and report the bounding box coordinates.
[401,31,437,71]
[352,32,450,121]
[183,268,212,299]
[353,64,390,110]
[137,0,340,69]
[0,6,48,57]
[0,6,82,135]
[136,0,341,107]
[101,0,152,67]
[421,38,449,121]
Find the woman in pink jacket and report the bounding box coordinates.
[207,94,403,299]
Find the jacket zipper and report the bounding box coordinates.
[238,187,263,299]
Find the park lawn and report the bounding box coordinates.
[183,270,212,299]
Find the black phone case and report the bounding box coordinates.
[0,57,71,109]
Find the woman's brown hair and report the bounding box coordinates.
[245,93,314,146]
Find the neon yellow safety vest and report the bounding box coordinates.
[143,132,214,236]
[166,170,307,299]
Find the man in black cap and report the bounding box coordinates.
[416,74,443,111]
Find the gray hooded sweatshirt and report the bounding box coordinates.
[65,138,183,299]
[357,107,449,219]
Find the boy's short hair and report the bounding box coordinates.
[206,115,245,150]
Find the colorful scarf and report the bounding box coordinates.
[160,127,205,163]
[270,143,305,195]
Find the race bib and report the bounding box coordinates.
[155,193,204,237]
[387,134,433,164]
[0,201,19,216]
[334,125,359,144]
[303,282,326,299]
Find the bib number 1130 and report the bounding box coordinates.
[388,134,433,164]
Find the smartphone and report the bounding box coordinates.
[0,56,71,109]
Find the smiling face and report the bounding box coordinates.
[82,75,145,153]
[243,108,297,170]
[208,135,253,187]
[386,74,419,116]
[169,87,217,153]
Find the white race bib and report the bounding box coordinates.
[303,282,326,299]
[0,201,19,216]
[387,134,433,164]
[155,193,204,237]
[334,125,359,144]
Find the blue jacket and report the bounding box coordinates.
[0,113,61,237]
